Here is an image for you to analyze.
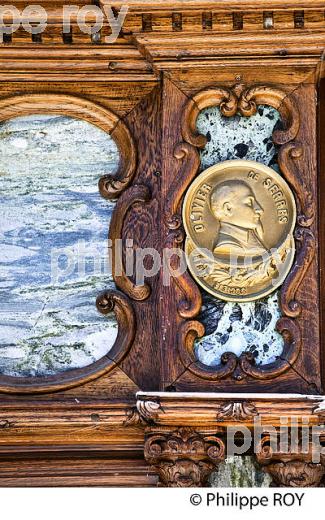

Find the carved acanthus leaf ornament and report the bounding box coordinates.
[144,427,225,487]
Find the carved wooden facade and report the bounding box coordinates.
[0,0,324,486]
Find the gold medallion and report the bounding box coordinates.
[182,160,296,302]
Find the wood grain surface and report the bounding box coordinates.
[0,0,323,487]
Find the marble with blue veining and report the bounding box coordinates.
[195,105,284,366]
[0,115,119,376]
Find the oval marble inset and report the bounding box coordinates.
[0,115,118,376]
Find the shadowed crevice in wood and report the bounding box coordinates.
[279,354,321,394]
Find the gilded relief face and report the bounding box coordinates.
[209,180,267,257]
[182,159,297,302]
[210,180,263,230]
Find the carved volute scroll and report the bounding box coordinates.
[144,427,225,487]
[109,184,151,301]
[182,88,238,148]
[256,435,325,487]
[177,84,316,383]
[124,399,163,427]
[0,94,138,393]
[0,0,323,490]
[164,142,203,319]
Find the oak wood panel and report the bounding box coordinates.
[0,81,158,116]
[134,30,325,61]
[287,83,321,393]
[104,1,325,12]
[163,60,318,92]
[0,0,323,487]
[0,458,157,487]
[319,78,325,390]
[119,86,163,389]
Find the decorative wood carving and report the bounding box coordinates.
[137,399,162,423]
[238,318,302,380]
[182,85,300,148]
[99,119,137,199]
[124,407,145,426]
[177,83,314,383]
[109,184,151,301]
[137,392,325,428]
[144,427,225,487]
[256,435,325,487]
[266,461,325,487]
[238,86,300,144]
[164,142,203,319]
[95,289,136,365]
[178,317,301,381]
[178,320,238,381]
[124,399,162,426]
[280,228,316,318]
[182,88,237,147]
[217,401,258,421]
[165,142,200,230]
[278,143,315,227]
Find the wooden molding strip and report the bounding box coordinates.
[134,30,325,62]
[137,392,325,427]
[104,1,325,12]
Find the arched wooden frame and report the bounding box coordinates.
[171,84,316,381]
[0,94,137,393]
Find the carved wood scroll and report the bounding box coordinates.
[109,184,151,301]
[177,84,316,382]
[0,94,138,393]
[138,392,325,487]
[164,142,203,319]
[144,427,225,487]
[256,434,325,487]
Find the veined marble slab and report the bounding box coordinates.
[0,115,119,376]
[195,105,284,366]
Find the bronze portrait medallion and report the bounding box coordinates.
[182,160,296,302]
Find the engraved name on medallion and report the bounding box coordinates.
[183,160,296,302]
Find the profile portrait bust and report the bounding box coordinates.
[210,179,267,258]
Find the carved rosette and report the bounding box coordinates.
[144,427,225,487]
[177,83,315,382]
